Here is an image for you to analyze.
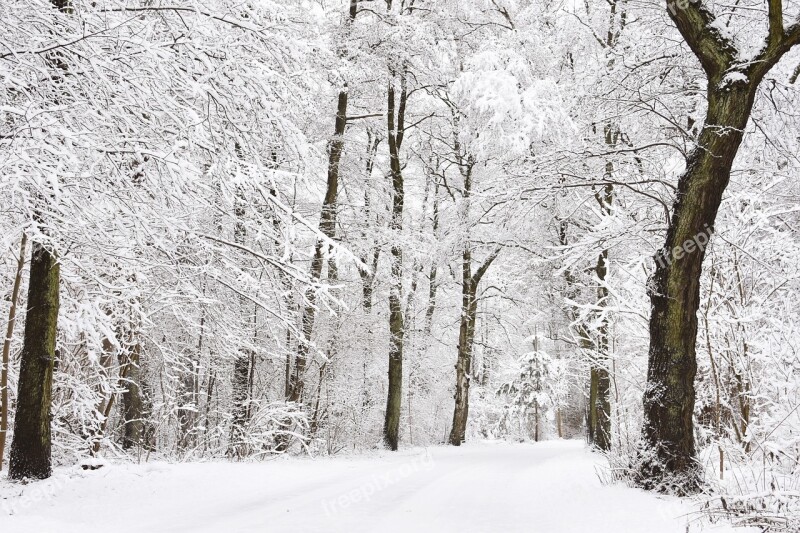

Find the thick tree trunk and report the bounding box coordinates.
[9,242,59,480]
[639,0,800,493]
[641,85,757,491]
[0,233,26,471]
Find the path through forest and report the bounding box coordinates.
[1,441,749,532]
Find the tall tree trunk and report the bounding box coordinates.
[9,241,59,480]
[591,248,612,451]
[640,0,800,492]
[8,0,72,482]
[359,132,381,312]
[383,69,408,451]
[588,157,614,451]
[229,351,251,457]
[423,177,439,336]
[288,88,345,402]
[229,185,251,457]
[445,109,501,446]
[289,0,358,403]
[449,249,477,446]
[448,247,499,445]
[0,233,27,471]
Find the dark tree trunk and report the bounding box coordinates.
[589,248,611,452]
[640,0,800,492]
[228,351,251,457]
[449,251,477,446]
[640,85,755,490]
[289,72,348,404]
[589,176,614,451]
[383,70,408,451]
[445,108,500,446]
[8,0,72,483]
[229,185,252,457]
[289,0,358,403]
[9,242,60,480]
[448,247,498,446]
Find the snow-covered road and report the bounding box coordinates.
[1,440,749,533]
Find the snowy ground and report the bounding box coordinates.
[1,440,752,533]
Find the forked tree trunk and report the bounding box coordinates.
[9,241,60,480]
[446,113,500,446]
[383,69,408,451]
[640,1,800,492]
[448,246,499,446]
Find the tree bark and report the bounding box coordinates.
[9,241,59,480]
[640,0,800,492]
[228,351,251,457]
[290,75,349,404]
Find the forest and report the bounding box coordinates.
[1,0,800,531]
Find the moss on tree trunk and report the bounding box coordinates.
[9,242,59,480]
[641,85,756,492]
